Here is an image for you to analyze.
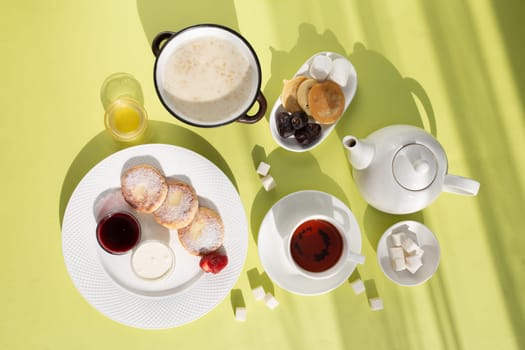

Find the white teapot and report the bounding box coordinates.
[342,125,480,214]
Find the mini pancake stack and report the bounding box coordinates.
[280,75,345,125]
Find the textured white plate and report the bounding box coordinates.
[269,52,358,152]
[257,190,362,295]
[377,220,440,286]
[62,144,248,329]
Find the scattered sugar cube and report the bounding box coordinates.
[388,247,404,260]
[252,286,265,301]
[235,306,247,321]
[349,252,366,264]
[350,278,366,295]
[256,161,271,176]
[401,237,419,254]
[369,297,384,311]
[264,293,279,310]
[261,174,276,191]
[390,232,406,247]
[309,55,332,80]
[406,255,423,274]
[391,257,406,272]
[329,58,351,87]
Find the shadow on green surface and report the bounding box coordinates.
[420,1,525,349]
[249,146,348,245]
[58,121,237,226]
[363,205,425,252]
[136,0,239,47]
[264,23,437,140]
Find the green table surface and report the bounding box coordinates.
[1,0,524,349]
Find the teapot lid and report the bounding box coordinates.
[393,144,438,191]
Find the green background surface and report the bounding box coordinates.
[1,0,524,349]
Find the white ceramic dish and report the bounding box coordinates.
[62,144,248,329]
[377,220,440,286]
[257,190,362,295]
[269,52,358,152]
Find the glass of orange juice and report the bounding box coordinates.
[101,73,148,142]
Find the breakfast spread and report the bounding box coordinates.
[97,163,229,280]
[276,54,347,147]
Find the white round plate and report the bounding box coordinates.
[269,52,358,152]
[62,144,248,329]
[257,190,362,295]
[377,220,440,286]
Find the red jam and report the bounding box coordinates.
[96,212,140,254]
[290,219,343,273]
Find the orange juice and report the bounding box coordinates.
[104,98,147,141]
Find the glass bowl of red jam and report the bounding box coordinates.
[96,211,141,255]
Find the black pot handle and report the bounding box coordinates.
[237,92,267,124]
[152,31,176,57]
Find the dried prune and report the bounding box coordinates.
[276,111,294,138]
[294,123,322,146]
[290,111,308,130]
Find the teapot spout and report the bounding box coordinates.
[342,136,375,170]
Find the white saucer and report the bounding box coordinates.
[377,220,440,286]
[269,52,358,152]
[257,190,362,295]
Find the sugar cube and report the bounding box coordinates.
[328,58,351,87]
[252,286,265,301]
[410,246,425,258]
[388,247,404,260]
[369,297,384,311]
[264,293,279,310]
[261,174,276,191]
[349,279,366,295]
[309,55,332,81]
[391,257,406,271]
[401,237,419,254]
[234,306,247,321]
[390,232,406,247]
[348,252,366,264]
[256,161,271,176]
[406,255,423,274]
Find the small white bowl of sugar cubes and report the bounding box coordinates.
[377,221,440,286]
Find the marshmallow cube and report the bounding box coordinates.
[234,306,247,322]
[264,293,279,310]
[329,58,351,87]
[369,297,384,311]
[410,246,425,258]
[256,161,271,176]
[350,279,366,295]
[252,286,266,301]
[261,174,276,191]
[309,55,332,81]
[406,255,423,274]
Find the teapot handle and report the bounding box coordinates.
[443,174,480,196]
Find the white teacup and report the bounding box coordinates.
[152,24,267,127]
[286,215,365,279]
